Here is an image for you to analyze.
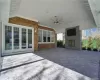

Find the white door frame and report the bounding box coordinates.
[2,23,34,55]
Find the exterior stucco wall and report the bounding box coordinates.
[65,26,81,50]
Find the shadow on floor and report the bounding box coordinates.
[35,48,100,79]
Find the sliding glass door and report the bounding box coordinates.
[5,26,12,50]
[3,24,34,54]
[14,27,19,49]
[22,28,26,49]
[28,29,32,48]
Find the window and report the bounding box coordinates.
[38,29,55,43]
[43,30,47,42]
[51,31,55,42]
[47,31,50,42]
[38,29,42,42]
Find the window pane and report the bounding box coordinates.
[43,31,47,42]
[47,31,50,42]
[51,32,55,42]
[22,28,26,49]
[14,27,19,49]
[38,30,42,42]
[28,29,32,48]
[5,26,12,50]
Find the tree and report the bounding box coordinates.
[94,35,100,51]
[87,37,93,49]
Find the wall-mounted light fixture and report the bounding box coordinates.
[35,29,37,33]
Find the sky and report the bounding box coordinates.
[57,33,63,40]
[84,28,98,36]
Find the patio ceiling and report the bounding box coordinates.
[10,0,96,33]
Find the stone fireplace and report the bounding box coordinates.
[65,26,81,50]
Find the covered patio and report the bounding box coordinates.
[0,0,100,80]
[35,48,100,79]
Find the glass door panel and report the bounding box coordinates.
[22,28,26,49]
[43,31,47,42]
[14,27,19,49]
[3,24,34,54]
[47,31,50,42]
[28,29,32,48]
[5,26,12,50]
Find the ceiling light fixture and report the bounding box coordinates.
[51,16,63,24]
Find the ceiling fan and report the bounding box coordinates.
[51,16,63,24]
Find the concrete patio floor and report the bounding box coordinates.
[35,48,100,79]
[0,53,91,80]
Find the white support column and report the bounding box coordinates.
[0,22,3,70]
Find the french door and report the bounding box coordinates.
[2,23,34,54]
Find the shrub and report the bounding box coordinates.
[57,40,64,48]
[63,44,65,48]
[96,38,100,51]
[87,47,91,51]
[82,47,86,50]
[93,48,98,51]
[87,37,93,49]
